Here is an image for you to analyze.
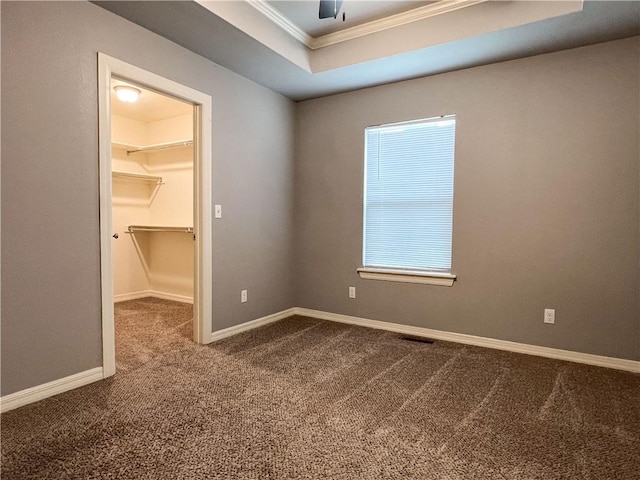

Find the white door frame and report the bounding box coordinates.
[98,53,213,378]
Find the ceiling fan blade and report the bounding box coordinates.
[319,0,343,19]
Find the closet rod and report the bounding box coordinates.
[126,140,193,155]
[127,225,194,234]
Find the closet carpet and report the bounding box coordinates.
[2,298,639,479]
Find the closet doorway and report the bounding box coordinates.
[98,54,212,378]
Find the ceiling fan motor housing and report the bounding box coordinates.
[319,0,344,19]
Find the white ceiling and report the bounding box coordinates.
[94,1,640,101]
[111,79,192,123]
[267,0,433,37]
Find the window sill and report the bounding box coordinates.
[357,267,456,286]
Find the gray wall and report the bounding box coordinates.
[1,1,295,396]
[2,2,638,399]
[295,37,640,361]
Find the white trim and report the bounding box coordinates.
[193,102,214,345]
[150,291,194,304]
[246,0,313,47]
[293,308,640,373]
[98,53,116,378]
[114,291,151,303]
[4,305,635,413]
[0,307,288,412]
[114,290,194,304]
[98,53,214,380]
[357,268,456,286]
[210,308,297,342]
[312,0,488,49]
[247,0,488,50]
[0,368,104,413]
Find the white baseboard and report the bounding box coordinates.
[294,308,640,373]
[114,290,150,302]
[210,308,297,342]
[0,307,291,412]
[149,290,193,304]
[5,306,634,414]
[0,367,104,413]
[114,290,193,304]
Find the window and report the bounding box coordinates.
[358,115,457,286]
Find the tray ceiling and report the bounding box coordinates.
[266,1,434,37]
[94,1,640,101]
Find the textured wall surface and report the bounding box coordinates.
[1,1,296,396]
[295,37,640,361]
[1,1,638,399]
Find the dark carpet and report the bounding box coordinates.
[1,298,639,479]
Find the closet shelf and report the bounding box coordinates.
[127,225,194,234]
[112,171,164,184]
[112,139,193,156]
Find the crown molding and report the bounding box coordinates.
[311,0,489,49]
[246,0,314,47]
[247,0,489,50]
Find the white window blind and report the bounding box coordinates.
[363,115,456,273]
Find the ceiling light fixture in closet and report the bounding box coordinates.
[114,85,141,103]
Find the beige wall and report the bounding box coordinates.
[146,113,192,145]
[112,142,153,297]
[146,140,194,300]
[295,37,640,361]
[112,113,194,301]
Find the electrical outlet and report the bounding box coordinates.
[349,286,356,299]
[544,308,555,324]
[241,290,247,303]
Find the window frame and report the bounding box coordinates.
[358,115,457,287]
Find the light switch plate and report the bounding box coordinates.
[214,204,222,218]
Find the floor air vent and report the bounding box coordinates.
[399,335,435,344]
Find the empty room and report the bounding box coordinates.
[1,1,638,479]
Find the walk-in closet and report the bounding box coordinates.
[110,80,195,364]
